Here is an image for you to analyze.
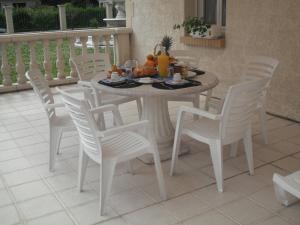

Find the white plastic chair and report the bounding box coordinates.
[273,171,300,206]
[170,78,270,192]
[209,56,279,150]
[26,68,78,171]
[71,53,142,118]
[168,50,212,116]
[57,88,167,215]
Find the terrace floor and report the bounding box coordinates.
[0,87,300,225]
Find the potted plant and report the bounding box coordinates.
[173,17,211,38]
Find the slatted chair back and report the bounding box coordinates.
[58,88,103,161]
[26,68,56,120]
[220,78,269,145]
[169,50,199,68]
[242,56,279,82]
[72,53,111,81]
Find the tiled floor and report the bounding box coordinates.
[0,87,300,225]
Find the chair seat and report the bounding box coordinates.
[101,131,150,160]
[182,117,220,141]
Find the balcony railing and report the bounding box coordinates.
[0,27,132,93]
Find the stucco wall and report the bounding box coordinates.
[129,0,300,121]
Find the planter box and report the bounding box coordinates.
[180,36,225,48]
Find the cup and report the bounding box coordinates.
[173,73,182,82]
[111,72,120,81]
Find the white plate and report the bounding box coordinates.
[187,71,197,78]
[136,78,154,84]
[101,77,126,84]
[165,79,189,86]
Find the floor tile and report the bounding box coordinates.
[0,157,31,174]
[10,180,50,202]
[94,217,128,225]
[270,141,300,155]
[0,205,20,225]
[70,201,117,225]
[184,209,238,225]
[249,185,284,212]
[0,189,13,207]
[3,168,41,186]
[278,201,300,225]
[193,185,242,208]
[219,198,274,225]
[162,193,211,221]
[0,140,18,151]
[46,172,78,191]
[123,204,178,225]
[20,142,49,156]
[58,186,98,207]
[110,188,155,215]
[27,211,75,225]
[18,194,63,220]
[255,216,291,225]
[254,147,285,162]
[272,156,300,172]
[201,161,242,179]
[15,134,45,147]
[0,149,23,161]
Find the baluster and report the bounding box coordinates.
[103,35,112,65]
[92,35,100,57]
[15,42,26,84]
[56,39,65,79]
[29,41,38,70]
[1,43,12,86]
[80,36,88,58]
[43,40,52,81]
[69,37,77,78]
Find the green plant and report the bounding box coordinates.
[161,35,173,53]
[174,17,210,36]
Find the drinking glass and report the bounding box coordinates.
[124,60,139,78]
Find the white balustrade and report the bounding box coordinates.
[0,27,132,93]
[15,42,26,84]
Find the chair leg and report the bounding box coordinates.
[243,127,254,175]
[209,140,223,192]
[49,127,62,172]
[78,144,89,192]
[170,111,185,176]
[204,89,213,111]
[136,98,142,120]
[153,151,167,200]
[229,142,239,157]
[260,107,268,144]
[192,94,200,120]
[99,160,116,216]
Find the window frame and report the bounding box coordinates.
[195,0,226,27]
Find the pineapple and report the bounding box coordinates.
[161,35,173,55]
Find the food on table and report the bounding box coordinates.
[108,64,124,78]
[133,66,144,77]
[143,54,157,75]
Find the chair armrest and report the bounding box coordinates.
[44,103,65,109]
[54,87,84,95]
[179,106,221,120]
[90,104,123,126]
[97,120,149,138]
[78,80,92,88]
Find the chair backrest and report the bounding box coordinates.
[72,53,111,81]
[242,56,279,82]
[26,68,56,120]
[57,88,103,160]
[220,78,270,144]
[169,50,199,68]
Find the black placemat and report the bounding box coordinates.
[152,80,201,90]
[98,79,143,88]
[190,69,205,76]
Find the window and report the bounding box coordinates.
[196,0,226,26]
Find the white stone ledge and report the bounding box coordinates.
[0,27,133,43]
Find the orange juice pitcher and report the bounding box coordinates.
[157,47,169,77]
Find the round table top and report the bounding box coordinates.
[91,71,219,98]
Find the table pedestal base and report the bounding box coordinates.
[138,96,190,164]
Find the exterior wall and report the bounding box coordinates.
[129,0,300,121]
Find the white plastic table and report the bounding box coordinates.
[92,72,219,163]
